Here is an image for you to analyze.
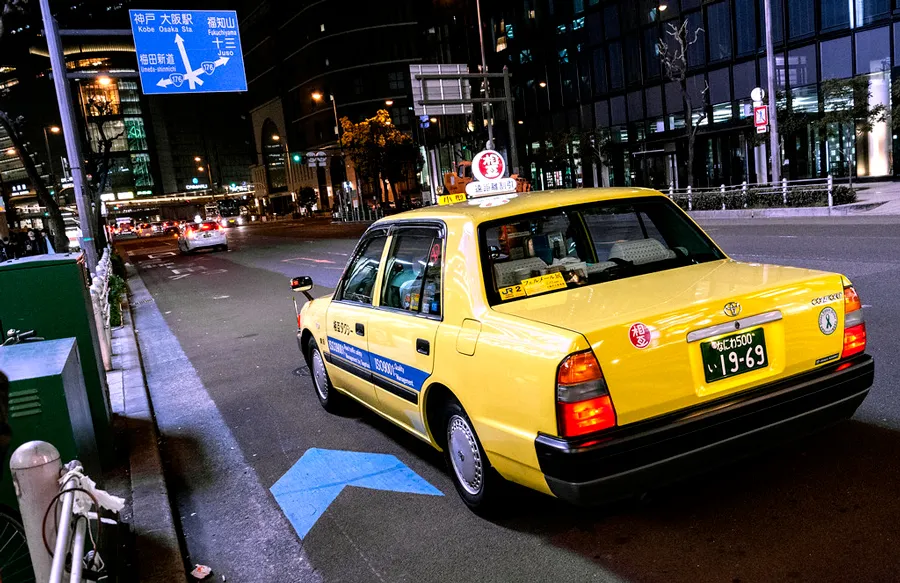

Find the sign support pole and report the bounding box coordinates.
[475,0,494,150]
[763,0,781,183]
[502,67,519,176]
[38,0,98,272]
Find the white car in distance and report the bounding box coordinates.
[178,221,228,254]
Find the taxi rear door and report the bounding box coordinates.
[366,224,444,438]
[324,229,388,408]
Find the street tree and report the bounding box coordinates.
[0,0,69,250]
[340,109,417,204]
[658,19,710,188]
[816,76,886,188]
[84,96,125,247]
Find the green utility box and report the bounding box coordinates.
[0,254,112,463]
[0,338,100,512]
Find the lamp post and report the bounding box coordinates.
[312,91,346,212]
[42,126,61,203]
[193,155,213,194]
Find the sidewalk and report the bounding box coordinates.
[107,297,187,582]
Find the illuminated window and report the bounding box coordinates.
[519,49,533,64]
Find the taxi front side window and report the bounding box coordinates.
[338,234,387,305]
[380,228,442,316]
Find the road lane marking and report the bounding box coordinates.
[270,448,442,540]
[280,257,336,264]
[212,295,230,300]
[169,274,190,280]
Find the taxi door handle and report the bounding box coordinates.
[355,323,365,336]
[416,339,430,355]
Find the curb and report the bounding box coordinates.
[115,264,188,583]
[687,201,888,219]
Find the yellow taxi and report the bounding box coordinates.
[290,187,873,511]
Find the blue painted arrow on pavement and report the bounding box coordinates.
[270,448,443,539]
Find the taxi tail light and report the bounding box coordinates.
[842,285,866,358]
[556,351,617,438]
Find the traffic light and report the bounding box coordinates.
[292,153,302,163]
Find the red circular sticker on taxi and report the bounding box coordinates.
[472,149,506,181]
[629,322,652,349]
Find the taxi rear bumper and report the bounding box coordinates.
[535,355,874,506]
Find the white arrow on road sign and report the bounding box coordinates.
[175,33,203,89]
[157,56,231,88]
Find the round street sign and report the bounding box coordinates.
[750,87,765,102]
[472,150,506,181]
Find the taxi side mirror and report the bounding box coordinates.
[291,276,313,293]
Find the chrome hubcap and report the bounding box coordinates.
[311,350,328,401]
[448,415,482,496]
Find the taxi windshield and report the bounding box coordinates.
[479,196,725,304]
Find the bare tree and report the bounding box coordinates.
[84,96,124,247]
[658,20,710,188]
[0,0,69,250]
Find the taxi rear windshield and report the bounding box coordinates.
[480,197,725,304]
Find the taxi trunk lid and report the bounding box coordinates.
[493,260,848,425]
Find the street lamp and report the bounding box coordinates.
[97,76,112,86]
[384,99,394,106]
[311,91,323,102]
[311,90,345,212]
[197,166,205,172]
[42,126,61,200]
[538,81,547,88]
[271,134,280,141]
[194,156,202,162]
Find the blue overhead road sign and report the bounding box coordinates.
[129,9,247,95]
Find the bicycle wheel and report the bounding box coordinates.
[0,511,35,583]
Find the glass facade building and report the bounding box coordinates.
[483,0,898,189]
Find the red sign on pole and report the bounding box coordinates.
[754,105,768,133]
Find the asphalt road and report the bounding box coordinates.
[118,216,900,583]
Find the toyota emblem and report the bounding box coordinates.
[723,302,742,318]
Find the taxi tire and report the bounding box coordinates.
[442,400,505,514]
[307,340,345,413]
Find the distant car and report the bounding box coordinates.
[163,220,180,235]
[177,221,228,254]
[136,222,153,237]
[151,221,164,234]
[219,215,245,227]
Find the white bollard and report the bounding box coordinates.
[687,185,692,211]
[721,184,726,210]
[669,181,674,199]
[742,181,748,208]
[827,174,834,207]
[782,177,788,205]
[10,441,62,583]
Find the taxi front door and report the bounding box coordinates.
[366,226,444,438]
[324,231,388,408]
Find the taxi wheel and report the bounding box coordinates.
[308,340,344,413]
[443,400,504,513]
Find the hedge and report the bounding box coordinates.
[674,185,856,211]
[108,275,126,327]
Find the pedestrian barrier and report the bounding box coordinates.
[88,247,112,371]
[336,205,385,222]
[10,441,123,582]
[664,176,847,211]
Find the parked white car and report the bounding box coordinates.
[177,221,228,254]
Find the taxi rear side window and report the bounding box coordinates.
[480,197,724,304]
[380,228,442,316]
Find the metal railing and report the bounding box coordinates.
[664,176,844,211]
[335,204,385,222]
[89,247,112,371]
